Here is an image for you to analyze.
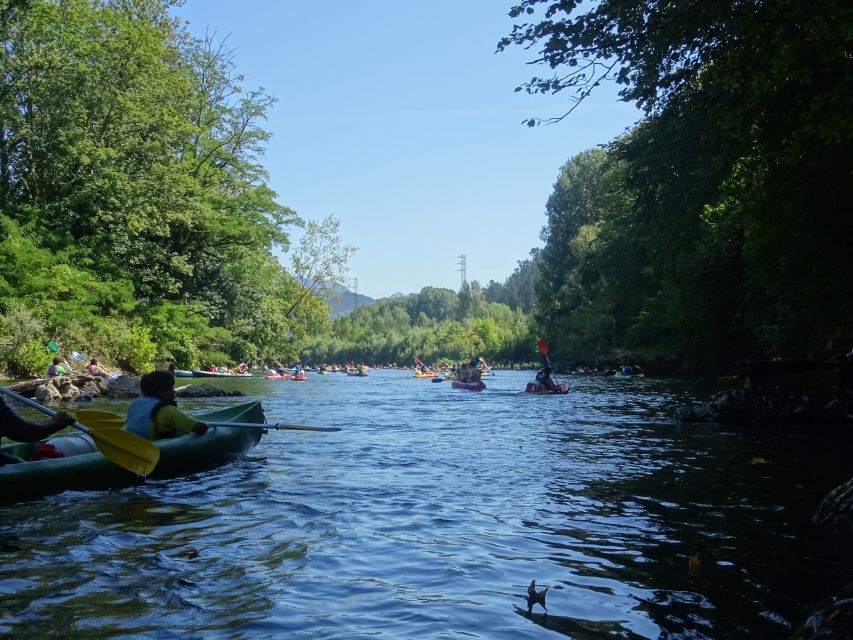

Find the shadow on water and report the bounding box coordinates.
[513,605,649,639]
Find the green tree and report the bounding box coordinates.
[504,0,853,367]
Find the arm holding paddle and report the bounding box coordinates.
[0,397,75,464]
[0,386,160,475]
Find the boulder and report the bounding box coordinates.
[791,581,853,639]
[674,386,853,428]
[175,384,245,398]
[105,376,141,398]
[34,384,61,403]
[813,477,853,536]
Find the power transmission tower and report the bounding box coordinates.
[352,278,359,311]
[457,254,467,288]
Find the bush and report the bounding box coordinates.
[116,325,157,374]
[1,339,53,378]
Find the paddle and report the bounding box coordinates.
[535,339,564,391]
[431,378,444,383]
[0,386,160,476]
[76,409,342,433]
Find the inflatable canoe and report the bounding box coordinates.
[0,401,266,502]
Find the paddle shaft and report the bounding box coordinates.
[73,409,342,434]
[0,385,94,436]
[208,421,341,432]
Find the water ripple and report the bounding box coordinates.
[2,370,853,638]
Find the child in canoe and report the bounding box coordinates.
[126,371,208,440]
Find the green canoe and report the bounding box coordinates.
[0,401,266,502]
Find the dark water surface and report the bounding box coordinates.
[3,370,853,639]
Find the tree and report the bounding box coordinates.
[407,286,458,322]
[288,215,357,319]
[484,248,540,313]
[457,280,485,319]
[503,0,853,366]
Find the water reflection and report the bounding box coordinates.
[2,370,852,638]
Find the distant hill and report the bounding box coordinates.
[326,283,376,317]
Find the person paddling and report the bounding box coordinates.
[535,364,559,392]
[0,398,75,465]
[459,356,483,384]
[126,371,208,440]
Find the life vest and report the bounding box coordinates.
[47,364,58,377]
[125,396,165,438]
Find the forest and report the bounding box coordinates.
[1,0,850,376]
[0,0,346,376]
[502,0,852,372]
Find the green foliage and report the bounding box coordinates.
[115,325,157,374]
[0,1,347,377]
[504,0,853,372]
[305,287,536,365]
[0,340,52,378]
[484,248,540,313]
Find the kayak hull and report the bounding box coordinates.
[0,401,266,502]
[524,382,570,395]
[451,380,486,391]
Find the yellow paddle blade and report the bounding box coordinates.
[88,428,160,477]
[74,410,159,476]
[77,409,126,430]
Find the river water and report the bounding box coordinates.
[2,369,853,639]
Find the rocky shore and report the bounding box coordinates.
[8,374,245,401]
[674,359,853,637]
[674,360,853,427]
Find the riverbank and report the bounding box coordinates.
[5,374,245,401]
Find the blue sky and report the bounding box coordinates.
[174,1,641,299]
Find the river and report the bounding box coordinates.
[2,369,852,639]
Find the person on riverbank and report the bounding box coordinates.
[47,357,67,378]
[0,398,75,465]
[86,358,105,376]
[125,371,208,440]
